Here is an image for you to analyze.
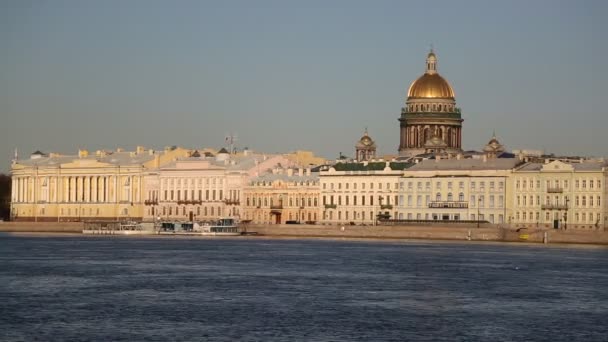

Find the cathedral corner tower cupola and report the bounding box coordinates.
[355,128,377,162]
[398,50,464,157]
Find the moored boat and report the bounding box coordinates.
[83,221,156,235]
[158,217,241,236]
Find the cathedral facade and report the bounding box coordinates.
[398,50,463,156]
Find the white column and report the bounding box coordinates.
[71,177,77,202]
[11,177,16,202]
[77,176,83,202]
[84,177,89,202]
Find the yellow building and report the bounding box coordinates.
[511,159,608,230]
[10,146,190,221]
[243,168,319,224]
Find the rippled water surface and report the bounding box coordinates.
[1,234,607,341]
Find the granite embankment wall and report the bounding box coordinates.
[1,221,607,245]
[0,222,83,233]
[248,224,608,245]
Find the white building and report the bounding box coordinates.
[142,149,299,222]
[398,157,520,224]
[319,161,413,225]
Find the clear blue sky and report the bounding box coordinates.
[1,0,606,172]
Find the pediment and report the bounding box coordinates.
[540,160,574,172]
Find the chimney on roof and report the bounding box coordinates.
[287,169,294,177]
[116,147,124,152]
[456,154,462,160]
[136,146,145,154]
[306,168,311,176]
[436,155,441,162]
[482,155,488,162]
[298,168,303,177]
[78,149,88,158]
[148,149,154,156]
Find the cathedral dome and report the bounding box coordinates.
[407,51,455,99]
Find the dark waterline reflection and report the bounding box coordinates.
[1,235,607,341]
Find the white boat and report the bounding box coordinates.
[158,217,241,236]
[83,221,156,235]
[195,217,241,236]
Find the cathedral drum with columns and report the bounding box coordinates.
[398,50,463,157]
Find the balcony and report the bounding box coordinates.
[546,187,563,193]
[224,199,240,205]
[380,204,393,210]
[144,200,158,206]
[541,204,569,210]
[428,201,468,209]
[270,204,283,210]
[177,200,203,205]
[324,204,337,209]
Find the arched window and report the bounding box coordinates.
[447,193,453,201]
[459,193,464,201]
[436,193,441,201]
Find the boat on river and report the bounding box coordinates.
[158,217,241,236]
[83,221,156,235]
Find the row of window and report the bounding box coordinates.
[515,211,602,224]
[406,103,455,113]
[401,194,504,208]
[515,179,602,190]
[158,206,223,217]
[402,181,504,191]
[244,212,318,223]
[397,213,505,223]
[323,195,397,206]
[161,177,223,188]
[162,189,223,201]
[246,197,318,207]
[251,181,318,187]
[322,181,399,191]
[516,195,601,207]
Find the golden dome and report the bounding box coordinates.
[407,50,455,99]
[408,73,455,98]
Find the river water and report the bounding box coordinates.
[0,234,607,341]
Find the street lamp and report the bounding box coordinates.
[376,195,382,225]
[563,196,569,230]
[477,197,482,228]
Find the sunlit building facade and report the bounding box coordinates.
[243,168,320,224]
[319,162,412,225]
[511,160,608,230]
[10,146,190,221]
